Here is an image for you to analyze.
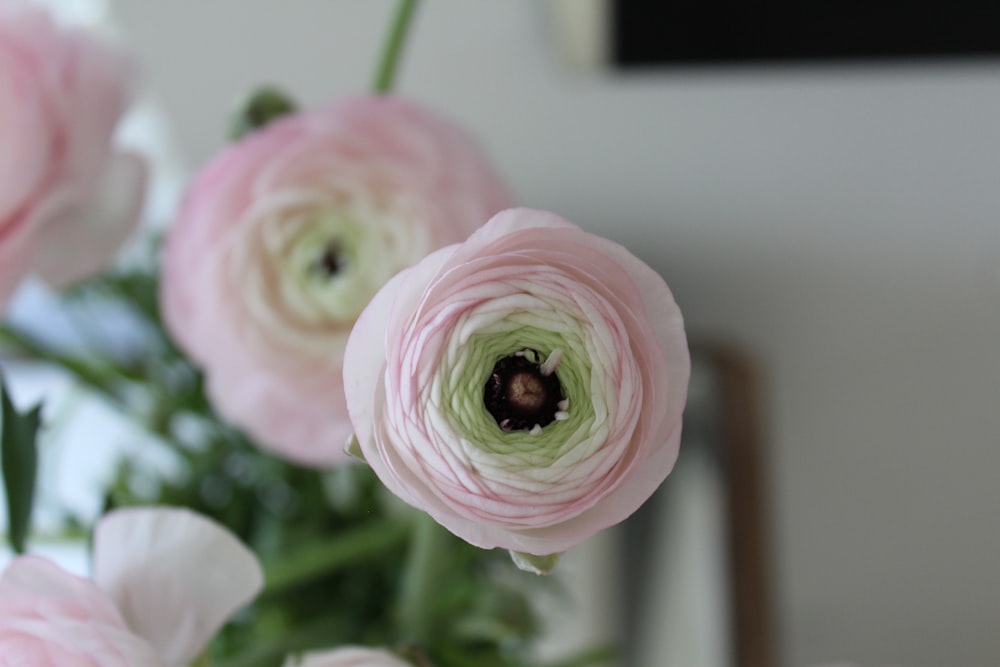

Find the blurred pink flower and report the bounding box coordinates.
[0,508,263,667]
[284,647,413,667]
[345,208,690,561]
[161,96,513,466]
[0,557,165,667]
[0,0,146,309]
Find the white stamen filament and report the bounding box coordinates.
[515,348,540,364]
[530,424,543,435]
[540,348,564,376]
[557,398,569,411]
[554,411,570,421]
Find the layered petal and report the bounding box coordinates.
[93,507,264,666]
[345,208,690,557]
[161,96,513,465]
[0,556,167,667]
[0,2,144,310]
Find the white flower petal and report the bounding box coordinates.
[283,646,412,667]
[93,507,264,666]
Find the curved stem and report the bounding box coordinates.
[0,324,122,400]
[217,615,339,667]
[398,511,447,645]
[372,0,420,93]
[262,518,409,597]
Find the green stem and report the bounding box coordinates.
[217,615,339,667]
[263,518,409,596]
[543,644,618,667]
[0,324,125,402]
[372,0,420,93]
[398,511,447,645]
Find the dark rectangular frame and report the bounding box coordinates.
[620,342,775,667]
[612,0,1000,66]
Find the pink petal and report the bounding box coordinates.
[0,556,169,667]
[344,244,458,453]
[93,507,264,666]
[205,364,354,466]
[0,65,50,225]
[0,556,124,625]
[32,151,147,287]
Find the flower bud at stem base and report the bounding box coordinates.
[229,86,297,141]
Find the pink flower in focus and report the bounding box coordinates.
[161,96,513,466]
[0,508,264,667]
[0,0,146,309]
[344,208,690,563]
[284,647,413,667]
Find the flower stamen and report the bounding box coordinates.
[483,349,566,433]
[539,348,563,376]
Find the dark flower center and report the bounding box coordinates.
[484,350,565,432]
[312,241,347,278]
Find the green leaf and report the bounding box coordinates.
[1,379,42,554]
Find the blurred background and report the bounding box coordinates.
[12,1,1000,665]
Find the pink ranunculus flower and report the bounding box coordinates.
[0,507,264,667]
[284,647,414,667]
[0,0,147,310]
[344,208,690,565]
[160,96,513,466]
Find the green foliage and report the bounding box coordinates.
[106,414,544,667]
[64,268,549,667]
[0,266,615,667]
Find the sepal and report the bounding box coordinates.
[510,550,560,575]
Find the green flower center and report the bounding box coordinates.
[269,209,372,322]
[435,316,600,466]
[243,192,433,357]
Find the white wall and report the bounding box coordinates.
[108,2,1000,665]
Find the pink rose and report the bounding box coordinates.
[0,508,264,667]
[344,208,690,563]
[284,647,413,667]
[161,96,513,466]
[0,0,146,309]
